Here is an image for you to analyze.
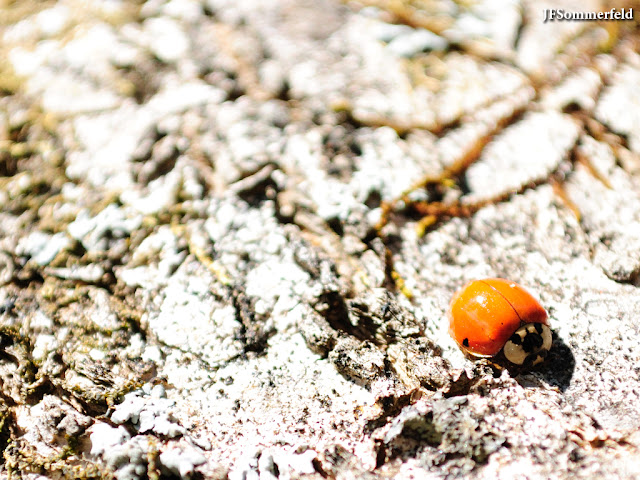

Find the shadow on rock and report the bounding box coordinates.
[521,332,575,391]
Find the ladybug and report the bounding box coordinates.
[448,278,551,367]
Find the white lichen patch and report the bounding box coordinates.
[165,331,378,470]
[540,67,602,112]
[595,57,640,153]
[16,231,72,266]
[67,204,142,253]
[150,266,244,366]
[465,111,580,199]
[566,135,640,281]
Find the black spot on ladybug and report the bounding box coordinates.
[463,338,469,347]
[510,333,522,345]
[534,323,543,334]
[522,332,543,353]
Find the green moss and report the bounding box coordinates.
[4,439,108,480]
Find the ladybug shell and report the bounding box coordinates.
[448,278,549,357]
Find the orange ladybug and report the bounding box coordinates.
[448,278,551,367]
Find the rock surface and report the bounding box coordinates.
[0,0,639,478]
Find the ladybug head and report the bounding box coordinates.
[503,322,552,366]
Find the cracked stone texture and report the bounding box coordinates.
[1,0,640,478]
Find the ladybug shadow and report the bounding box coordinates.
[518,331,575,391]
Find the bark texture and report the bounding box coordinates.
[0,0,639,478]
